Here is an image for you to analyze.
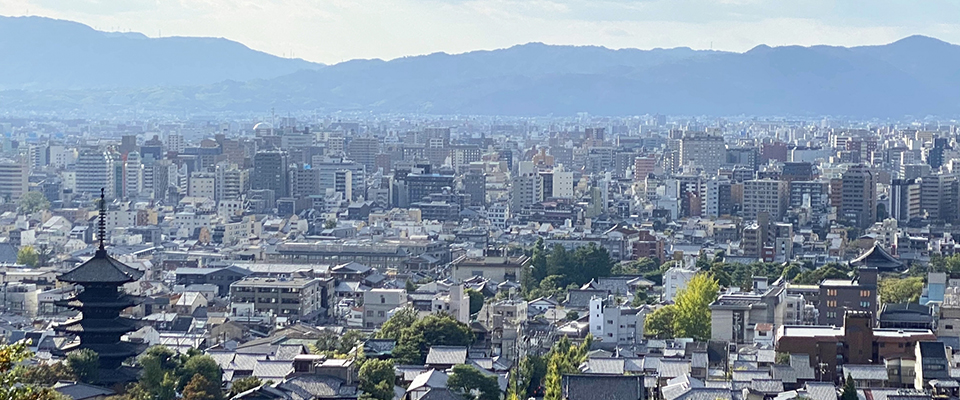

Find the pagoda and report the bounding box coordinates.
[55,189,144,370]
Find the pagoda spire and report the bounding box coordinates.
[98,188,106,253]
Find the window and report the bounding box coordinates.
[860,301,870,308]
[380,296,385,304]
[861,290,871,297]
[607,320,614,324]
[827,289,837,296]
[827,300,837,307]
[596,326,601,330]
[378,311,385,317]
[367,310,374,317]
[947,325,954,330]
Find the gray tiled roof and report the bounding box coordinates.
[253,360,293,381]
[790,354,816,380]
[562,375,644,400]
[749,379,783,393]
[804,382,839,400]
[658,360,691,378]
[58,252,144,284]
[692,352,708,369]
[582,358,625,375]
[674,388,733,400]
[54,381,116,400]
[844,364,888,381]
[419,387,466,400]
[771,365,798,384]
[278,375,356,400]
[426,346,467,366]
[732,370,770,382]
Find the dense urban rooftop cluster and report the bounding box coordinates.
[2,115,960,400]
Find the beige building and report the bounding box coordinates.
[450,255,529,283]
[362,289,407,328]
[679,132,724,174]
[742,179,787,220]
[229,277,332,322]
[0,158,28,202]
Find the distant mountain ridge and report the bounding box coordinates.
[1,15,959,116]
[0,16,323,89]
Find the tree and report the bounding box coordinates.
[19,191,50,214]
[841,374,858,400]
[0,340,70,400]
[183,374,218,400]
[358,359,395,400]
[529,238,549,286]
[177,354,222,394]
[392,313,474,365]
[314,330,340,353]
[377,307,419,341]
[406,280,418,293]
[17,245,39,268]
[448,364,500,400]
[324,219,337,229]
[644,305,677,339]
[18,361,76,385]
[229,376,262,398]
[673,273,719,340]
[66,348,100,384]
[543,336,591,400]
[338,330,367,355]
[139,346,179,395]
[565,310,579,321]
[879,277,924,304]
[467,289,484,315]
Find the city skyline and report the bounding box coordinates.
[0,0,958,63]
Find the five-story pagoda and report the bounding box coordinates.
[55,189,144,370]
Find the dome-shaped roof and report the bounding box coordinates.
[253,122,273,131]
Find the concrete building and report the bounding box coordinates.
[76,149,118,198]
[889,178,921,223]
[663,266,698,303]
[253,151,290,198]
[841,164,878,229]
[229,276,332,322]
[920,174,958,223]
[215,163,247,202]
[742,179,787,220]
[362,289,407,328]
[0,158,28,202]
[188,172,216,200]
[588,296,645,344]
[679,132,725,174]
[818,267,878,326]
[450,255,528,283]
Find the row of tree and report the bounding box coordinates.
[506,335,590,400]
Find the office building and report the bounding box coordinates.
[680,132,725,174]
[253,151,290,198]
[818,267,878,326]
[841,164,878,229]
[0,158,28,202]
[890,178,921,223]
[76,149,118,198]
[742,179,788,220]
[920,174,958,223]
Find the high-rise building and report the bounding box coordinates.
[0,158,28,202]
[76,149,118,198]
[289,164,320,199]
[123,152,141,199]
[841,164,878,229]
[311,157,366,200]
[347,137,380,173]
[462,171,486,207]
[890,178,921,223]
[406,173,455,204]
[920,174,958,223]
[253,151,290,198]
[742,179,787,220]
[705,178,733,218]
[188,172,216,199]
[215,163,247,202]
[680,132,725,174]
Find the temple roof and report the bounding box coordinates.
[850,243,904,271]
[58,249,144,284]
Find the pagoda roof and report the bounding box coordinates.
[850,243,904,271]
[56,317,138,334]
[58,250,144,284]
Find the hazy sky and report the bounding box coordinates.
[2,0,959,64]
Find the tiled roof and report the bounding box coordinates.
[581,358,625,375]
[54,381,116,400]
[844,364,888,381]
[790,354,816,380]
[409,369,449,391]
[252,360,293,381]
[419,387,466,400]
[58,251,144,284]
[771,365,798,384]
[749,379,783,394]
[731,370,770,382]
[426,346,467,366]
[804,382,838,400]
[562,375,644,400]
[674,388,733,400]
[278,375,356,400]
[658,360,691,378]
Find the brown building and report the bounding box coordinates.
[632,229,664,260]
[819,267,878,326]
[776,311,936,383]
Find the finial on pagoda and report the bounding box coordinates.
[97,188,106,254]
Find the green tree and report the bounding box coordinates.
[177,354,222,395]
[644,305,677,339]
[19,191,50,214]
[358,359,395,400]
[879,277,924,304]
[530,238,549,285]
[324,220,337,229]
[183,374,218,400]
[314,330,340,353]
[228,376,262,398]
[17,245,39,268]
[467,289,484,315]
[565,310,579,320]
[543,336,591,400]
[673,273,719,340]
[66,349,100,384]
[139,346,179,395]
[406,280,418,293]
[18,361,76,385]
[841,374,858,400]
[338,330,367,355]
[0,340,70,400]
[448,364,501,400]
[392,313,474,365]
[376,307,419,341]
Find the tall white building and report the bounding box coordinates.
[0,158,28,202]
[552,165,574,199]
[215,163,247,202]
[188,172,216,200]
[588,297,645,344]
[663,266,698,303]
[679,132,725,174]
[76,149,118,198]
[123,151,142,199]
[166,133,185,153]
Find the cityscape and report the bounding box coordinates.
[3,7,960,400]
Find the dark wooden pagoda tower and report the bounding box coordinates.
[55,189,144,369]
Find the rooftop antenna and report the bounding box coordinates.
[98,188,107,253]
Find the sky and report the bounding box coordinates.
[1,0,959,64]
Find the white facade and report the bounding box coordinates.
[552,168,575,199]
[188,172,216,200]
[588,296,643,344]
[663,266,698,303]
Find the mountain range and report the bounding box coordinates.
[2,16,960,116]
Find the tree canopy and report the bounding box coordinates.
[466,289,484,315]
[644,305,678,339]
[0,340,69,400]
[17,245,39,268]
[543,336,591,400]
[879,277,924,304]
[673,273,720,340]
[448,364,500,400]
[524,241,615,299]
[66,349,99,384]
[385,312,474,365]
[358,359,395,400]
[19,191,50,214]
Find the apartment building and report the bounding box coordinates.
[742,179,787,220]
[229,276,333,322]
[362,289,407,328]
